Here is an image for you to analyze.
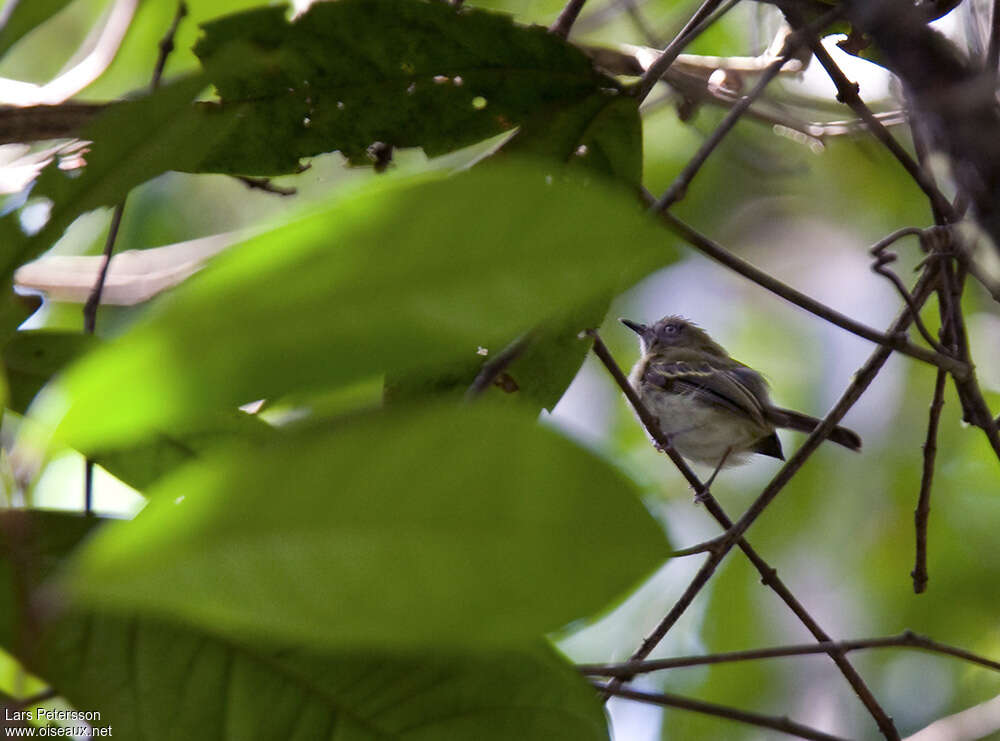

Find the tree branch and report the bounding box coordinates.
[650,54,793,209]
[653,208,968,378]
[631,0,733,103]
[550,0,591,39]
[81,1,188,516]
[595,683,850,741]
[912,368,945,594]
[797,24,957,223]
[581,631,1000,676]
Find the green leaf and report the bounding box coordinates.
[91,409,277,493]
[9,75,238,276]
[499,300,609,410]
[192,0,620,173]
[42,162,674,452]
[0,0,76,59]
[385,300,608,412]
[2,331,96,414]
[35,613,609,741]
[504,95,643,185]
[65,403,669,648]
[0,510,100,649]
[0,512,608,740]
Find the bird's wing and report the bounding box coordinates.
[644,360,769,426]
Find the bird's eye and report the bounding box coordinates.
[665,324,679,334]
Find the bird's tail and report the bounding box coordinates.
[766,407,862,452]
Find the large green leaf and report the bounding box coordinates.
[0,511,609,740]
[0,509,100,649]
[63,403,670,648]
[36,614,608,741]
[40,162,673,452]
[191,0,621,173]
[90,409,277,493]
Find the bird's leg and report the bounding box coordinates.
[695,447,731,503]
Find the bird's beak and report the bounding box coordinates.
[619,318,647,335]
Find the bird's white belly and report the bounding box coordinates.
[639,386,764,466]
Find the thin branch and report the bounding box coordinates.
[921,222,1000,460]
[651,54,792,209]
[654,209,968,378]
[595,683,850,741]
[581,631,1000,676]
[801,31,957,223]
[550,0,591,39]
[82,202,124,514]
[670,534,726,557]
[631,0,733,103]
[81,1,187,515]
[989,0,1000,76]
[868,227,949,354]
[587,331,897,737]
[912,368,946,594]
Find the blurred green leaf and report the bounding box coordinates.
[35,613,609,741]
[0,511,608,740]
[385,301,608,412]
[43,162,674,452]
[9,75,238,277]
[0,509,100,649]
[192,0,620,173]
[0,0,76,59]
[91,409,276,493]
[2,331,96,414]
[64,403,669,648]
[500,301,609,410]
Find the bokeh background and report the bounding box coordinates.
[3,0,999,738]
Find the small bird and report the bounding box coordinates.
[621,315,861,468]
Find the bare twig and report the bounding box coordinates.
[595,683,850,741]
[654,209,968,378]
[801,32,957,223]
[989,0,1000,76]
[587,331,898,737]
[868,227,949,354]
[81,201,124,513]
[550,0,591,39]
[912,368,946,594]
[651,54,793,209]
[81,1,188,515]
[631,0,733,103]
[581,631,1000,676]
[669,534,726,557]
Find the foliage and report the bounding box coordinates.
[0,0,999,740]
